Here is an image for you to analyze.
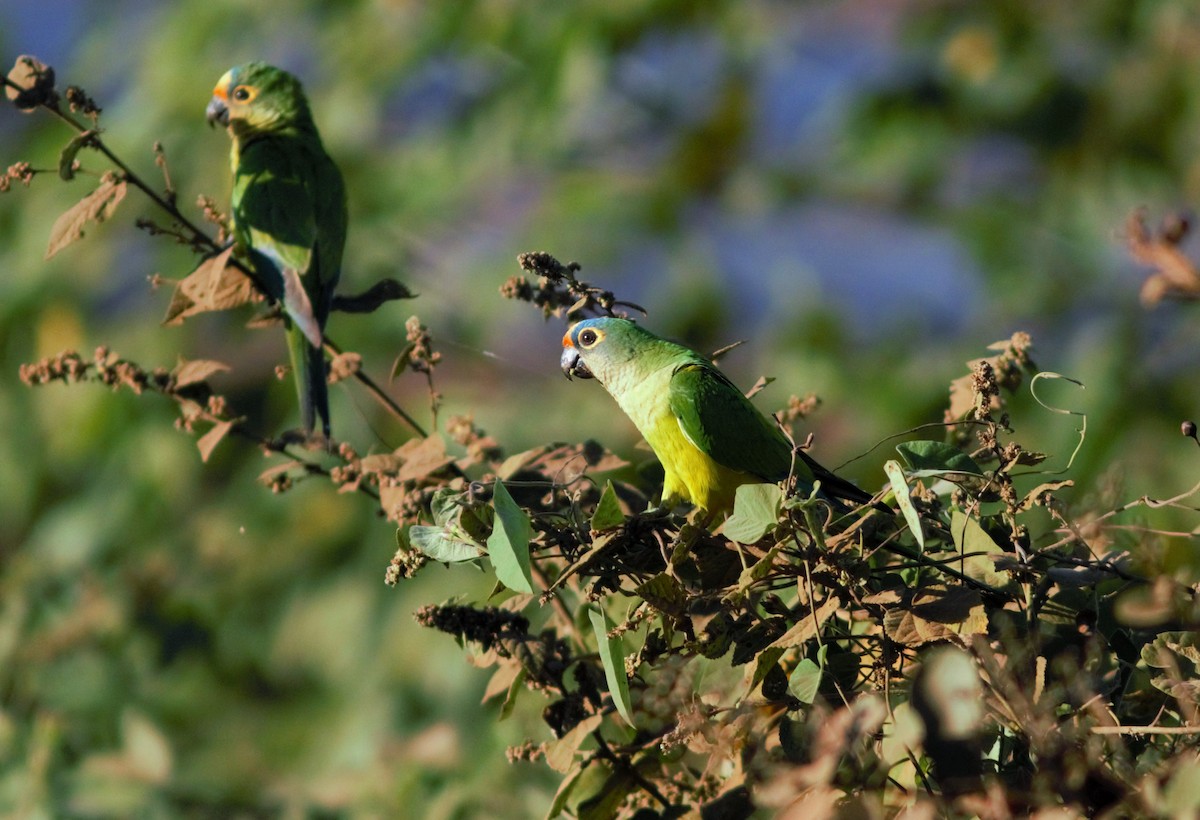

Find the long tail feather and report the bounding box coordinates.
[286,323,331,439]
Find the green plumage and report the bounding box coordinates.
[207,62,346,439]
[561,318,875,515]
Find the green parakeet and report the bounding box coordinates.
[206,62,346,439]
[561,317,876,516]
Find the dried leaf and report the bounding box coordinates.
[172,357,230,389]
[163,247,256,325]
[395,434,452,483]
[770,596,841,650]
[45,174,127,258]
[196,420,233,463]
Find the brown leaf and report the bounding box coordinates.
[163,247,256,325]
[258,460,302,485]
[883,587,985,647]
[45,175,127,259]
[359,453,403,475]
[196,420,233,463]
[172,357,230,389]
[770,596,841,650]
[395,435,452,483]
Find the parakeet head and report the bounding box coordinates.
[561,317,655,383]
[206,62,315,137]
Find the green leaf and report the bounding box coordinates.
[895,441,984,477]
[58,130,93,181]
[749,646,786,692]
[724,483,782,545]
[884,460,924,549]
[788,658,822,704]
[488,481,535,594]
[949,510,1011,587]
[408,525,484,563]
[589,608,634,726]
[590,481,624,532]
[499,667,527,722]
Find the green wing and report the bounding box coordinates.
[233,135,346,437]
[233,136,344,343]
[667,362,796,482]
[667,362,876,506]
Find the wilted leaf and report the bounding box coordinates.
[1018,479,1073,511]
[46,174,127,258]
[489,481,534,594]
[395,434,452,483]
[724,483,782,545]
[770,596,841,649]
[884,587,985,647]
[195,421,233,463]
[1142,632,1200,706]
[590,481,624,532]
[589,607,634,726]
[884,459,924,549]
[172,357,230,389]
[162,247,256,324]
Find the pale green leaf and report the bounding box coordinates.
[788,658,822,704]
[885,460,924,549]
[590,481,624,532]
[409,525,484,563]
[724,483,782,545]
[489,481,534,594]
[589,608,634,726]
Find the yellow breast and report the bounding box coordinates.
[646,415,753,516]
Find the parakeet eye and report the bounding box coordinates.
[578,328,601,347]
[232,85,256,103]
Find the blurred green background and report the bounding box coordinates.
[3,1,1200,816]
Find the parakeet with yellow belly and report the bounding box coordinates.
[560,317,875,516]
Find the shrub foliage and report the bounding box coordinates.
[7,55,1200,819]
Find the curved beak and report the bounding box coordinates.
[206,96,229,128]
[560,347,592,380]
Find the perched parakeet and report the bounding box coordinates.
[560,317,876,516]
[206,62,346,439]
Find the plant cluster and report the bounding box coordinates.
[7,55,1200,818]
